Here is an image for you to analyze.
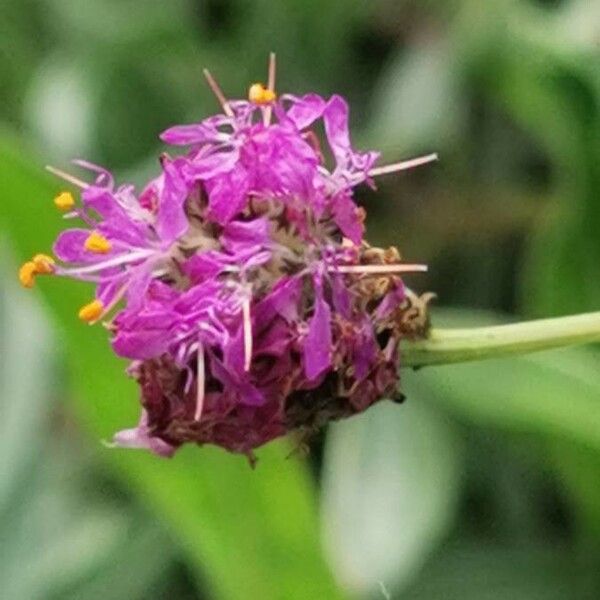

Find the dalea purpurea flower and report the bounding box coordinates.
[21,55,437,462]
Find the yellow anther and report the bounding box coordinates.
[248,83,276,105]
[262,88,276,103]
[78,299,104,323]
[248,83,265,103]
[84,231,112,254]
[19,261,37,288]
[32,254,55,274]
[54,191,75,211]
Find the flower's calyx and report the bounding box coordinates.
[22,56,436,461]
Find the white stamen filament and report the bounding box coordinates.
[58,249,155,277]
[194,342,206,422]
[331,264,428,274]
[203,68,234,117]
[264,52,276,127]
[367,153,438,178]
[45,165,90,189]
[66,208,98,227]
[94,283,129,324]
[242,296,253,372]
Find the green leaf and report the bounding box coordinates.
[401,540,599,600]
[321,400,462,596]
[0,273,176,600]
[0,256,53,512]
[0,133,342,600]
[548,440,600,539]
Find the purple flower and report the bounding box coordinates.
[22,56,436,461]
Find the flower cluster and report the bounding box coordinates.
[21,59,435,461]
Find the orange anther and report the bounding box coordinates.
[32,254,55,274]
[78,299,104,323]
[54,191,75,211]
[248,83,276,105]
[18,261,37,288]
[84,232,112,254]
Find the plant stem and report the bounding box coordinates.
[401,312,600,368]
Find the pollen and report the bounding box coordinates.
[78,299,104,323]
[18,261,37,288]
[32,253,55,274]
[248,83,276,104]
[54,191,75,211]
[84,231,112,254]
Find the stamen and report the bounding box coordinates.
[78,299,104,323]
[367,153,438,178]
[264,52,276,126]
[54,191,75,211]
[267,52,276,95]
[84,231,112,254]
[97,282,129,323]
[332,264,428,274]
[249,83,276,105]
[32,254,55,274]
[60,249,155,277]
[242,296,253,372]
[202,68,234,117]
[18,261,37,288]
[248,83,265,103]
[45,166,89,189]
[194,343,205,422]
[19,253,56,288]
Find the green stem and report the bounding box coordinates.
[401,312,600,368]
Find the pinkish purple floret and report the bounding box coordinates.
[46,88,431,460]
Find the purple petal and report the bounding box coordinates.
[241,249,271,270]
[157,159,190,244]
[82,187,146,246]
[254,318,293,357]
[112,327,172,360]
[323,95,351,165]
[186,148,240,181]
[72,159,114,188]
[375,281,406,319]
[304,279,332,380]
[223,323,246,377]
[236,382,265,406]
[160,123,217,146]
[253,276,303,329]
[205,166,250,225]
[331,274,352,318]
[146,279,179,303]
[53,229,96,262]
[330,193,364,245]
[112,411,176,457]
[242,126,318,200]
[284,93,327,130]
[112,307,178,360]
[97,274,127,306]
[222,218,271,252]
[183,251,227,282]
[175,280,224,314]
[125,266,153,313]
[210,356,265,406]
[353,322,378,380]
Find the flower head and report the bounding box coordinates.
[22,55,436,461]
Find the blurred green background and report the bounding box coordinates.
[1,0,599,598]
